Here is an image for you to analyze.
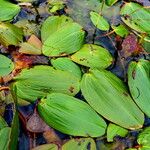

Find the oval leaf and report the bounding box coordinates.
[38,93,107,137]
[42,23,85,57]
[0,54,14,77]
[90,11,110,31]
[13,66,80,102]
[128,59,150,117]
[71,44,113,69]
[81,69,144,129]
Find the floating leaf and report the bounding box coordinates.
[137,127,150,148]
[0,0,20,21]
[107,123,128,142]
[71,44,113,69]
[42,23,85,56]
[32,144,58,150]
[0,22,23,47]
[13,66,80,102]
[41,15,73,42]
[112,24,129,37]
[120,2,150,35]
[128,59,150,117]
[90,11,110,31]
[38,93,107,137]
[62,138,96,150]
[81,69,144,129]
[51,57,82,79]
[0,54,14,77]
[105,0,119,6]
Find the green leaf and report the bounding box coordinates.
[105,0,119,6]
[0,116,8,130]
[62,138,96,150]
[51,57,82,80]
[32,144,58,150]
[0,22,23,47]
[107,123,128,142]
[137,127,150,147]
[13,66,80,102]
[71,44,113,69]
[0,0,20,21]
[41,15,73,42]
[128,59,150,117]
[42,23,85,56]
[0,54,14,77]
[0,127,11,150]
[90,11,110,31]
[112,24,129,37]
[120,2,150,35]
[81,69,144,129]
[38,93,107,137]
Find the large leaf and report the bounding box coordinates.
[51,57,82,80]
[13,66,80,102]
[38,93,107,137]
[81,69,144,129]
[42,23,85,56]
[90,11,110,31]
[120,2,150,35]
[0,22,23,47]
[107,123,128,142]
[128,59,150,117]
[62,138,96,150]
[41,15,73,42]
[71,44,113,69]
[0,0,20,21]
[0,54,14,77]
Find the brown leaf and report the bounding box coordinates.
[121,34,143,58]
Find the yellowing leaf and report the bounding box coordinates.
[90,11,110,31]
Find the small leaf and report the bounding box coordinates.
[112,24,129,37]
[81,69,144,129]
[51,57,82,80]
[62,138,96,150]
[41,15,73,42]
[137,127,150,147]
[0,0,20,21]
[38,93,107,137]
[107,123,128,142]
[13,66,80,102]
[128,59,150,117]
[0,54,14,77]
[0,22,23,47]
[105,0,119,6]
[90,11,110,31]
[32,144,58,150]
[0,127,11,150]
[71,44,113,69]
[42,23,85,56]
